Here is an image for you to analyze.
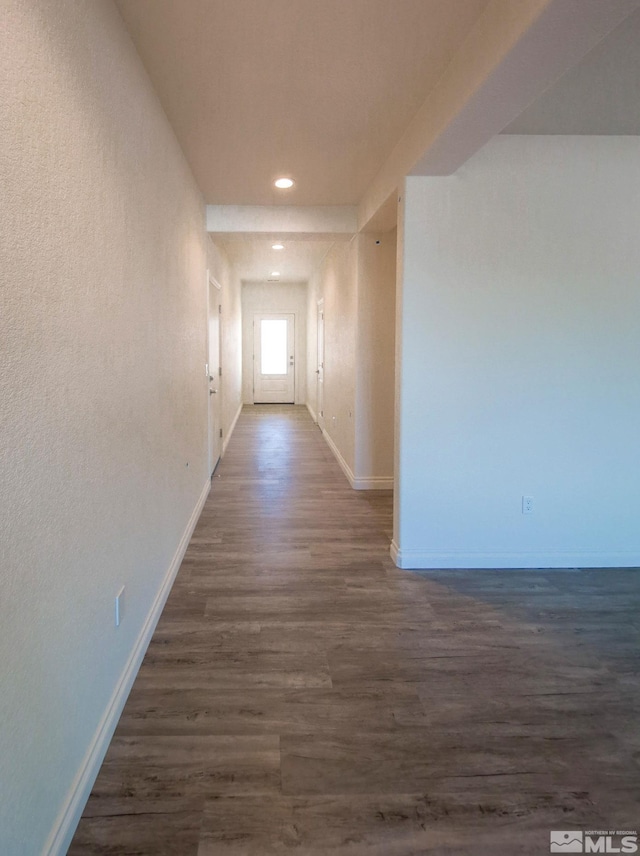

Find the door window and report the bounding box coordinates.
[260,319,288,375]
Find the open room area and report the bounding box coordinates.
[70,407,640,854]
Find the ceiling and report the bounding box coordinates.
[503,8,640,135]
[116,1,640,284]
[115,0,490,207]
[214,236,337,282]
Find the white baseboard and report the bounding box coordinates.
[353,476,393,490]
[390,539,401,567]
[306,402,317,423]
[321,429,392,491]
[223,402,243,454]
[391,541,640,570]
[44,478,211,856]
[322,428,356,487]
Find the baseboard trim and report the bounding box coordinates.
[44,478,211,856]
[321,429,392,491]
[322,428,356,488]
[223,402,243,455]
[306,402,317,424]
[353,476,393,490]
[391,543,640,570]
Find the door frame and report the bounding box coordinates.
[206,270,222,476]
[316,299,325,430]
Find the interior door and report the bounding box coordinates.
[208,280,222,474]
[316,300,325,430]
[253,313,295,403]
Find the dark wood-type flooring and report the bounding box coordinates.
[70,405,640,855]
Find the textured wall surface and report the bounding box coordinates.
[306,233,395,484]
[355,231,396,481]
[0,1,208,851]
[396,135,640,568]
[317,241,358,472]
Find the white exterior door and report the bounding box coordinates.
[208,279,222,474]
[253,313,295,403]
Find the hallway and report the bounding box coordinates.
[70,407,640,855]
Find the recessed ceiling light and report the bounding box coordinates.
[274,177,294,189]
[272,243,284,250]
[271,271,280,277]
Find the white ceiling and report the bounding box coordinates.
[503,9,640,135]
[214,236,337,282]
[114,0,490,206]
[116,0,640,284]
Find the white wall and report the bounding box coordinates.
[394,135,640,569]
[306,233,396,488]
[315,240,359,473]
[0,1,209,852]
[208,239,243,442]
[355,231,396,487]
[241,281,307,404]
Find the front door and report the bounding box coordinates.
[208,280,222,474]
[253,313,295,403]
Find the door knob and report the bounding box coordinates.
[209,389,217,395]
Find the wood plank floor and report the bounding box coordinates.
[70,405,640,855]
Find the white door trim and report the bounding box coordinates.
[316,298,325,431]
[206,270,222,474]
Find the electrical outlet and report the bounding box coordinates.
[115,586,125,627]
[522,496,534,514]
